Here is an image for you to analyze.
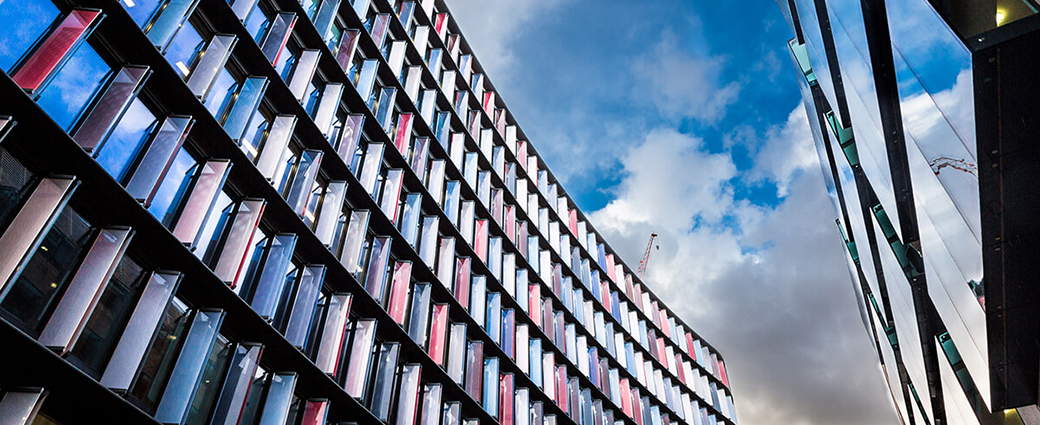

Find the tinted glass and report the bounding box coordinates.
[147,147,197,226]
[0,206,93,335]
[128,298,191,411]
[68,255,146,376]
[95,99,159,181]
[0,0,61,72]
[36,41,111,130]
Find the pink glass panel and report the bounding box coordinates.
[387,261,412,324]
[173,160,231,246]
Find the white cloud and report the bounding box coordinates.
[748,104,819,197]
[632,29,741,123]
[444,0,570,84]
[589,113,898,425]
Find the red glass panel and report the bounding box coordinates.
[14,9,102,93]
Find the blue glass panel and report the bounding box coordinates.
[122,0,164,28]
[36,41,110,131]
[204,68,236,118]
[147,147,196,226]
[95,99,158,181]
[147,0,199,50]
[163,22,203,78]
[0,0,61,72]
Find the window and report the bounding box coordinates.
[128,297,191,412]
[34,38,112,131]
[0,148,36,235]
[164,20,205,79]
[147,147,198,227]
[95,98,159,182]
[67,255,147,376]
[0,206,93,336]
[0,0,61,73]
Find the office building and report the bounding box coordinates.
[0,0,737,424]
[780,0,1040,423]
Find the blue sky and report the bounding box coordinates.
[447,0,900,424]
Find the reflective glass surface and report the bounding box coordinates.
[67,255,145,376]
[95,99,159,182]
[1,206,92,335]
[0,0,61,72]
[147,147,197,226]
[36,41,111,131]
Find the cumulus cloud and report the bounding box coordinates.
[632,30,741,123]
[744,105,819,197]
[589,110,898,425]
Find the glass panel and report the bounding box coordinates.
[255,115,297,181]
[285,150,323,215]
[358,143,385,199]
[0,388,46,425]
[356,60,379,103]
[99,271,180,391]
[418,216,438,266]
[446,323,466,384]
[335,30,360,70]
[259,12,296,64]
[364,236,392,303]
[0,0,61,72]
[146,0,200,51]
[95,99,158,181]
[243,234,297,320]
[395,363,422,425]
[36,41,111,131]
[315,293,352,374]
[380,169,404,222]
[38,227,132,352]
[312,0,341,40]
[147,147,197,226]
[186,34,237,98]
[287,50,321,101]
[393,113,413,155]
[315,181,347,245]
[335,114,365,167]
[13,9,102,94]
[420,384,442,425]
[428,304,449,364]
[368,342,399,421]
[282,265,325,348]
[211,199,266,284]
[387,261,412,324]
[184,335,232,425]
[124,115,193,206]
[1,205,92,335]
[230,0,260,21]
[299,400,329,425]
[72,66,150,152]
[208,343,262,425]
[464,341,483,400]
[0,177,78,288]
[223,77,268,141]
[313,83,343,137]
[256,372,297,425]
[400,193,422,246]
[66,255,146,375]
[154,309,225,423]
[127,298,191,409]
[172,160,231,247]
[339,210,370,275]
[374,88,397,132]
[343,318,377,397]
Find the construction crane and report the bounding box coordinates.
[637,233,659,278]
